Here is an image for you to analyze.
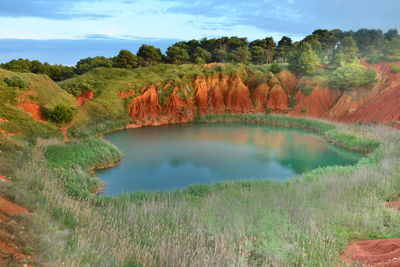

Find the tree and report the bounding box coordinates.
[288,42,320,75]
[228,46,251,63]
[275,36,293,62]
[192,47,212,63]
[385,29,399,41]
[354,29,384,54]
[1,59,32,72]
[329,64,377,90]
[137,45,162,66]
[382,38,400,61]
[330,36,360,68]
[76,56,113,74]
[250,46,267,64]
[0,58,75,81]
[113,50,138,69]
[166,46,190,64]
[212,49,228,62]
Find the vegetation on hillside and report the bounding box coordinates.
[2,28,399,81]
[329,64,378,90]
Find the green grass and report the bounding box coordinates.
[5,114,400,267]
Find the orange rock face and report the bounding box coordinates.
[18,102,46,122]
[77,90,94,107]
[119,89,136,99]
[289,81,341,118]
[124,63,400,129]
[252,82,270,112]
[165,86,196,123]
[267,84,289,113]
[224,76,252,113]
[277,70,297,94]
[128,85,163,126]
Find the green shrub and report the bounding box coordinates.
[43,104,74,124]
[329,64,377,90]
[62,79,95,96]
[4,75,29,88]
[391,64,400,74]
[269,62,282,74]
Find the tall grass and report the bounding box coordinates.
[6,115,400,266]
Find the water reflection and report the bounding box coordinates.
[97,123,361,195]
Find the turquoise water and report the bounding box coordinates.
[97,123,362,195]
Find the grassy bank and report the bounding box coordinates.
[5,115,400,266]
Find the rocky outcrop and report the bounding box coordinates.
[128,85,162,126]
[125,62,400,129]
[278,70,297,94]
[267,83,289,113]
[252,82,270,112]
[224,76,252,113]
[127,73,291,126]
[165,86,196,123]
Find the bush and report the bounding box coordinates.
[4,75,29,88]
[62,79,95,96]
[391,64,400,74]
[43,104,74,124]
[329,64,377,90]
[269,62,282,74]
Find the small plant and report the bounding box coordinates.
[300,108,307,113]
[4,75,29,88]
[391,64,400,74]
[288,95,296,110]
[298,83,314,96]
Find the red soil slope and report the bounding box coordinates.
[17,90,47,122]
[289,81,341,118]
[343,62,400,128]
[128,85,162,126]
[119,89,136,99]
[342,239,400,266]
[267,83,289,113]
[18,102,46,122]
[76,90,94,107]
[0,195,33,265]
[252,82,270,112]
[277,70,298,94]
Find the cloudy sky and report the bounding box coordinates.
[0,0,399,65]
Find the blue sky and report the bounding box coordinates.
[0,0,399,65]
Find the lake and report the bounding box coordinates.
[97,123,361,195]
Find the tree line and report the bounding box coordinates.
[1,28,400,81]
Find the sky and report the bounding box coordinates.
[0,0,399,65]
